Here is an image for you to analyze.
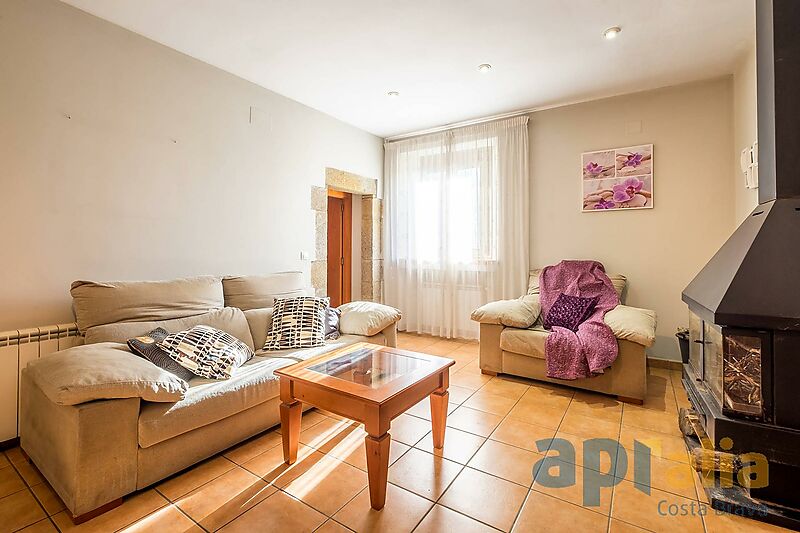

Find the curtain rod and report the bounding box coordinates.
[384,75,733,142]
[384,109,532,143]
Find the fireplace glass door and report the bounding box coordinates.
[685,313,771,421]
[722,328,770,420]
[704,322,724,406]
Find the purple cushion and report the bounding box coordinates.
[325,306,341,340]
[543,293,598,332]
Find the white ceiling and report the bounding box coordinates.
[62,0,754,138]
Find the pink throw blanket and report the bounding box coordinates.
[540,260,619,380]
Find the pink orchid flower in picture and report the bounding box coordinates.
[615,144,652,176]
[612,177,643,202]
[594,199,616,210]
[622,152,643,168]
[581,150,615,179]
[585,161,603,177]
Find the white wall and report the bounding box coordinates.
[0,0,383,330]
[529,78,736,360]
[733,42,759,223]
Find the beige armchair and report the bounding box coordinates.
[471,270,656,403]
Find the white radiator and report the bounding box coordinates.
[0,323,82,442]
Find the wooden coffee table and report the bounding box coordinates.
[274,342,454,510]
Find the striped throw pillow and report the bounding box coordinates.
[127,327,197,382]
[158,325,254,380]
[263,297,328,350]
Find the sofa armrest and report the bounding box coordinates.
[25,342,188,406]
[338,301,402,337]
[471,295,541,328]
[20,370,139,516]
[604,305,657,347]
[478,323,504,374]
[378,322,398,347]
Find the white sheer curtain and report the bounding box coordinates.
[383,115,529,339]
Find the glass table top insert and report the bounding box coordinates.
[307,347,435,389]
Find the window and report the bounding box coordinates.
[384,115,529,338]
[407,140,498,267]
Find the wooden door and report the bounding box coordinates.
[327,190,352,307]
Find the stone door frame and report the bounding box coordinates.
[311,168,382,302]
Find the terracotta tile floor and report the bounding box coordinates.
[0,332,793,532]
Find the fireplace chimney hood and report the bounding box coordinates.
[682,0,800,331]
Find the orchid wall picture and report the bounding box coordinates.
[581,144,653,212]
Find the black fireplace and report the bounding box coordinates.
[681,0,800,528]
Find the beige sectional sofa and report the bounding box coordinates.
[471,270,656,402]
[19,273,400,522]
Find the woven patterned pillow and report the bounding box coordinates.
[543,293,598,332]
[157,325,254,380]
[263,297,328,350]
[127,327,197,382]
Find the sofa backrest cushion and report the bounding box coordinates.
[71,276,224,333]
[222,272,307,310]
[243,308,273,350]
[527,269,628,304]
[84,307,255,352]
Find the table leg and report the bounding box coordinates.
[365,432,391,510]
[430,390,449,448]
[280,400,302,464]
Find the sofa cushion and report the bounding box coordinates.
[500,304,657,359]
[84,307,256,352]
[158,325,255,380]
[71,276,224,333]
[604,305,657,347]
[222,272,307,311]
[499,328,549,360]
[25,342,188,406]
[471,295,541,328]
[138,355,285,448]
[527,269,627,304]
[338,301,402,336]
[137,335,377,447]
[244,308,273,350]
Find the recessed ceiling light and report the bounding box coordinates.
[387,91,399,97]
[603,26,622,40]
[477,63,493,73]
